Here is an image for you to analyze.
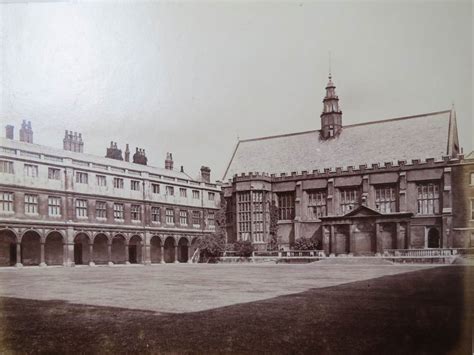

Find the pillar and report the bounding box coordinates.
[108,243,113,266]
[160,245,165,264]
[40,242,46,267]
[330,225,335,254]
[174,245,179,263]
[349,224,356,254]
[89,243,95,266]
[187,244,193,263]
[15,243,22,267]
[125,242,130,265]
[375,223,383,254]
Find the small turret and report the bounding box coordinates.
[320,73,342,139]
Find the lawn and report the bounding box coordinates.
[0,263,471,354]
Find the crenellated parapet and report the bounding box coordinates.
[228,154,465,184]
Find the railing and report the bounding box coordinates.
[223,250,325,258]
[384,248,474,257]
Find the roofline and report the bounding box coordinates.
[238,109,452,144]
[222,140,241,180]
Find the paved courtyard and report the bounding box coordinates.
[0,262,436,313]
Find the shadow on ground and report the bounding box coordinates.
[0,266,471,354]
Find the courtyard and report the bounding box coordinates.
[0,263,471,353]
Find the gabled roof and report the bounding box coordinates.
[223,110,455,180]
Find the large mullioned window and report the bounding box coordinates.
[237,192,251,241]
[417,182,440,215]
[277,192,295,220]
[75,199,88,218]
[307,190,327,219]
[48,196,61,216]
[340,188,360,215]
[375,185,397,213]
[237,191,267,242]
[24,194,38,214]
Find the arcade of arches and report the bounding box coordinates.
[0,228,201,267]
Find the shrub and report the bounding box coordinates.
[198,233,226,262]
[292,237,321,251]
[233,240,254,257]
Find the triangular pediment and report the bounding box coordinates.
[343,205,382,217]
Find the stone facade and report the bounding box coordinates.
[0,133,220,267]
[222,75,472,253]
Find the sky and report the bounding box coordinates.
[1,1,472,181]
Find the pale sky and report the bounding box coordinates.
[1,1,472,181]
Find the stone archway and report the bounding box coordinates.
[74,233,91,265]
[129,235,142,264]
[164,237,175,263]
[93,234,109,265]
[0,229,18,266]
[21,230,41,266]
[150,236,163,264]
[111,235,126,264]
[428,227,440,248]
[45,232,64,265]
[178,237,189,263]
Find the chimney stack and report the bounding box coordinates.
[5,125,14,140]
[19,120,33,143]
[180,165,184,173]
[125,144,130,162]
[165,152,174,170]
[200,166,211,183]
[133,147,148,165]
[63,130,83,152]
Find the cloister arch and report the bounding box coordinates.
[178,237,189,263]
[93,234,109,265]
[128,235,142,264]
[111,234,126,264]
[164,237,176,263]
[45,232,64,265]
[190,236,201,262]
[150,236,163,264]
[74,233,91,265]
[0,229,18,266]
[21,230,41,266]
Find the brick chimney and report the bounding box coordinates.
[63,130,84,152]
[200,166,211,183]
[165,152,173,170]
[19,120,33,143]
[125,144,130,162]
[5,125,14,140]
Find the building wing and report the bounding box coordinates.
[223,110,453,180]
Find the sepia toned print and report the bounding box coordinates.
[0,1,472,354]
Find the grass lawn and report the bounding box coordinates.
[0,264,471,354]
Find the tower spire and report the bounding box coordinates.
[320,71,342,139]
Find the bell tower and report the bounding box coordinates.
[320,73,342,139]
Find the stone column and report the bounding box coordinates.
[330,225,335,255]
[89,243,95,266]
[125,242,130,265]
[15,243,22,267]
[375,223,383,254]
[187,245,193,263]
[160,245,165,264]
[40,242,46,267]
[349,224,356,255]
[108,243,113,266]
[174,245,179,263]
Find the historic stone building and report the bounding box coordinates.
[222,74,474,254]
[0,125,220,267]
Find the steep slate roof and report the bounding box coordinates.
[223,110,454,180]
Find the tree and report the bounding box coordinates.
[292,237,321,251]
[267,200,280,251]
[233,240,254,257]
[198,194,227,262]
